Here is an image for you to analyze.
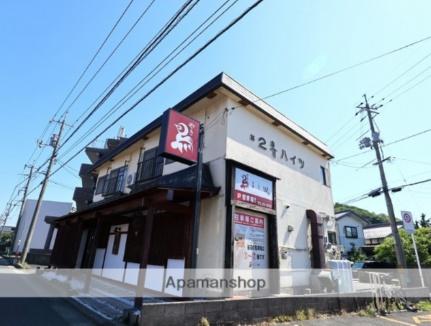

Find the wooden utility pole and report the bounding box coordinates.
[18,119,65,266]
[357,94,406,268]
[11,165,34,253]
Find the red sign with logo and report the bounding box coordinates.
[159,109,200,165]
[233,167,274,209]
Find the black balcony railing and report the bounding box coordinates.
[136,157,163,183]
[102,167,126,196]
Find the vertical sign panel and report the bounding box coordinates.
[401,211,415,234]
[159,109,200,165]
[233,167,273,209]
[233,211,268,269]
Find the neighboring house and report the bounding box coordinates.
[362,221,403,255]
[0,226,15,235]
[50,73,335,296]
[13,199,72,254]
[335,211,369,256]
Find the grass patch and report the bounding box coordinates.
[198,317,210,326]
[357,304,376,317]
[416,300,431,311]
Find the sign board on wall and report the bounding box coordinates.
[401,211,415,234]
[159,109,200,165]
[233,167,273,209]
[233,211,268,269]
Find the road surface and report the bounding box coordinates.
[0,256,96,325]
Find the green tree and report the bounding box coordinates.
[374,228,431,267]
[347,243,366,262]
[0,232,12,246]
[415,213,430,229]
[334,203,389,224]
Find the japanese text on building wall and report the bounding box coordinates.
[249,134,305,169]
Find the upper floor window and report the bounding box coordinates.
[136,147,164,183]
[95,175,107,195]
[105,165,127,195]
[95,166,127,196]
[320,166,330,186]
[344,226,358,239]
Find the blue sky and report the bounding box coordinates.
[1,0,431,225]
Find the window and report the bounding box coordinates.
[328,231,337,245]
[104,166,127,195]
[95,175,107,195]
[136,147,164,183]
[344,226,358,239]
[320,166,329,186]
[365,239,371,245]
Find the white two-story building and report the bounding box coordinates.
[51,73,335,296]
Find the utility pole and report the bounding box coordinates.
[0,202,13,241]
[11,165,34,254]
[357,94,406,269]
[18,119,65,266]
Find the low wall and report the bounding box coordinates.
[140,293,374,326]
[27,249,52,266]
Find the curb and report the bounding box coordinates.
[34,270,125,325]
[66,297,121,326]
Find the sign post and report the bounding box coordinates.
[190,124,204,269]
[159,109,202,269]
[401,211,425,287]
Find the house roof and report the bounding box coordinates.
[363,222,403,239]
[91,72,333,171]
[335,210,370,225]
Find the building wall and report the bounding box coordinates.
[13,199,72,252]
[336,215,366,253]
[88,90,335,289]
[225,100,334,286]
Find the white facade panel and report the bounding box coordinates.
[13,199,72,252]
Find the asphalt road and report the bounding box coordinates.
[0,257,96,326]
[0,298,97,326]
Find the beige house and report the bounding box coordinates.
[51,73,335,297]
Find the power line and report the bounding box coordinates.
[46,0,264,181]
[372,49,431,97]
[385,127,431,147]
[25,1,136,167]
[381,62,431,100]
[335,126,431,162]
[59,0,238,158]
[33,0,195,175]
[61,0,156,126]
[230,34,431,110]
[60,0,198,151]
[55,0,136,119]
[342,177,431,205]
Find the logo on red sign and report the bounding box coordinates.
[159,109,200,165]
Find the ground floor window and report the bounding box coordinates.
[328,231,337,244]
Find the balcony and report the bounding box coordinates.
[135,157,163,184]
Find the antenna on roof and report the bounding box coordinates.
[117,126,126,139]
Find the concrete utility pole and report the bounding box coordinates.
[0,203,13,241]
[357,94,406,268]
[18,119,65,266]
[11,165,34,253]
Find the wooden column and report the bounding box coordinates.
[44,224,55,250]
[84,216,102,292]
[134,207,155,308]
